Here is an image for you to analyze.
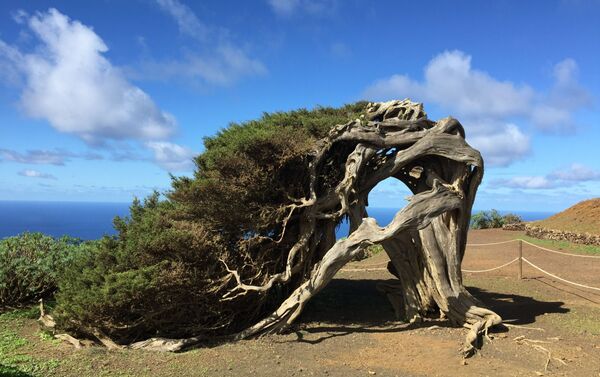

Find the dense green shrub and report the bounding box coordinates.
[54,195,262,341]
[470,210,523,229]
[501,213,523,225]
[53,103,370,343]
[0,233,91,309]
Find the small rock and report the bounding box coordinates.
[368,371,376,375]
[461,359,467,366]
[535,372,544,376]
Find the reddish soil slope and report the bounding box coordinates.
[534,198,600,235]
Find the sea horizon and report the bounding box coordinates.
[0,200,555,241]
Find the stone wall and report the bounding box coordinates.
[524,225,600,246]
[502,223,526,231]
[501,222,600,246]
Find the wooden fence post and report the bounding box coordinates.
[518,239,523,279]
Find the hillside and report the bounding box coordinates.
[533,198,600,235]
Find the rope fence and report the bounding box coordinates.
[341,238,600,293]
[521,257,600,292]
[461,257,520,273]
[466,238,600,293]
[519,239,600,259]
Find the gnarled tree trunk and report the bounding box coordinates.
[48,100,501,357]
[227,100,501,356]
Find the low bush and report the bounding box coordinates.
[0,233,91,309]
[53,194,269,343]
[470,210,523,229]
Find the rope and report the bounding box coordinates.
[466,238,600,259]
[466,239,519,247]
[520,239,600,259]
[341,237,600,280]
[462,257,520,273]
[522,257,600,292]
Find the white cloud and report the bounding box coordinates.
[11,9,29,24]
[364,51,534,119]
[267,0,335,16]
[18,169,56,179]
[268,0,301,15]
[145,142,195,172]
[147,0,266,86]
[548,163,600,181]
[468,124,530,167]
[140,44,267,86]
[494,163,600,190]
[155,0,209,41]
[0,40,24,86]
[531,58,592,132]
[498,176,555,189]
[0,9,176,145]
[0,148,102,165]
[363,50,591,167]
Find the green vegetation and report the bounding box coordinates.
[0,308,60,377]
[0,233,94,309]
[53,103,370,344]
[470,210,522,229]
[353,244,385,261]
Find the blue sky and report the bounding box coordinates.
[0,0,598,212]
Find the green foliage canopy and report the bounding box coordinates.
[470,210,523,229]
[53,102,370,343]
[0,233,91,309]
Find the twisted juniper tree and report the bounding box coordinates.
[52,100,500,356]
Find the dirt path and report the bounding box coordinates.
[3,229,600,376]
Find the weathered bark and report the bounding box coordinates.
[228,100,501,356]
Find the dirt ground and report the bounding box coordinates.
[2,229,600,377]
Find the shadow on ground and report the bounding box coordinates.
[468,286,569,326]
[294,278,568,342]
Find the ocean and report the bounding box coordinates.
[0,201,130,240]
[0,201,554,240]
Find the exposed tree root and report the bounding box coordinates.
[514,336,567,372]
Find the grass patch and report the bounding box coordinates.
[521,235,600,255]
[0,306,40,321]
[546,306,600,336]
[0,307,61,377]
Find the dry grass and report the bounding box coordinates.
[533,198,600,235]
